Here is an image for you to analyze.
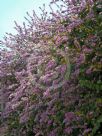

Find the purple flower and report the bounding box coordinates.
[46,60,56,70]
[86,68,92,74]
[49,129,57,136]
[83,48,93,53]
[73,69,80,76]
[64,127,73,134]
[76,54,85,67]
[47,120,52,125]
[43,89,50,97]
[64,112,76,123]
[19,112,29,124]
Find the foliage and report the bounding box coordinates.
[0,0,102,136]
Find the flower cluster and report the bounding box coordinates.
[0,0,102,136]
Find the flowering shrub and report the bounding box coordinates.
[0,0,102,136]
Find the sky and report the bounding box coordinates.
[0,0,51,40]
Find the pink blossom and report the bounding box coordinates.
[43,89,50,97]
[86,68,92,74]
[64,127,73,134]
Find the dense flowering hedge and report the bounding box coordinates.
[0,0,102,136]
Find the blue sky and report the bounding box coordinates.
[0,0,51,40]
